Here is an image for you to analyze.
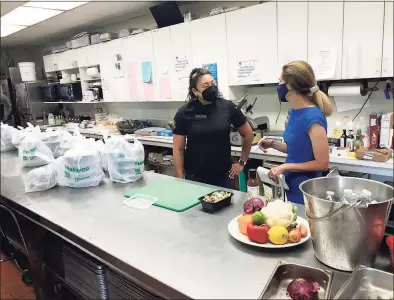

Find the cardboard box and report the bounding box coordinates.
[369,113,381,149]
[332,147,349,158]
[379,112,393,149]
[355,148,392,162]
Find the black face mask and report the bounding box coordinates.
[201,86,218,102]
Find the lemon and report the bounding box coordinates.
[268,226,289,245]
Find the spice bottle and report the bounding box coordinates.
[247,169,259,199]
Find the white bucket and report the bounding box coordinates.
[18,62,37,82]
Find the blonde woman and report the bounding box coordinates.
[258,61,332,204]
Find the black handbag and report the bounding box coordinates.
[117,120,151,135]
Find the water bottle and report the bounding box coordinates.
[340,189,353,203]
[48,113,54,126]
[326,191,335,201]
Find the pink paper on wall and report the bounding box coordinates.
[159,75,171,99]
[126,62,139,100]
[143,83,155,100]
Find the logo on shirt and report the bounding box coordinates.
[194,114,207,119]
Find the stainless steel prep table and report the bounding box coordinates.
[0,151,389,299]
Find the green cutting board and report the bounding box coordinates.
[124,179,217,212]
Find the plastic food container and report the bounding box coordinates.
[123,194,158,210]
[199,190,233,212]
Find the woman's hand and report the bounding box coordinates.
[269,164,287,177]
[257,139,273,152]
[229,163,244,179]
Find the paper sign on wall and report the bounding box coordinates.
[126,62,139,100]
[202,63,218,85]
[143,83,155,100]
[142,61,153,83]
[174,55,190,78]
[314,48,337,80]
[237,60,260,83]
[159,75,171,99]
[113,53,124,78]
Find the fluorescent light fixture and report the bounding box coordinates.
[1,24,27,37]
[24,1,89,11]
[1,6,62,27]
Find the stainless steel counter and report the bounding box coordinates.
[0,151,387,299]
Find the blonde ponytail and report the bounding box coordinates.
[312,90,332,117]
[282,60,333,117]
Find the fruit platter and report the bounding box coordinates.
[228,198,311,248]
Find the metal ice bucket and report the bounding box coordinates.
[299,176,393,271]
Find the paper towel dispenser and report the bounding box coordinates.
[150,2,184,28]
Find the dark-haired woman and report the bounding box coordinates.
[172,68,253,189]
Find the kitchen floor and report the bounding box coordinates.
[1,253,36,300]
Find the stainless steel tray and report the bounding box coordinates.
[259,261,333,299]
[334,265,394,299]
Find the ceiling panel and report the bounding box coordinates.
[1,1,155,47]
[0,1,26,17]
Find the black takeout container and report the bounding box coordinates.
[199,190,233,212]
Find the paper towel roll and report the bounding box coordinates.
[328,84,362,97]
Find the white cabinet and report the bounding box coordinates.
[170,22,193,101]
[98,39,126,102]
[58,49,79,70]
[277,1,308,69]
[78,45,100,68]
[382,1,393,77]
[43,53,61,72]
[190,14,230,99]
[226,2,278,85]
[122,32,155,101]
[342,1,385,79]
[308,2,344,80]
[152,27,173,101]
[43,55,55,73]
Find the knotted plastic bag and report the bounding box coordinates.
[106,136,144,183]
[1,123,17,152]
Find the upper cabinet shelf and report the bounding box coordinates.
[42,1,393,103]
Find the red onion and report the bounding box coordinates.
[287,278,320,300]
[243,198,265,214]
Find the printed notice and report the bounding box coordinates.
[113,53,124,78]
[314,48,337,80]
[237,60,260,83]
[174,55,190,78]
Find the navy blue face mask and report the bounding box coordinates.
[277,83,289,102]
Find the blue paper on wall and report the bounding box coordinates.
[202,63,218,85]
[142,61,152,83]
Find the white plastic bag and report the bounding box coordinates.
[1,123,17,152]
[55,146,104,188]
[24,163,57,193]
[99,131,110,172]
[107,136,145,183]
[41,128,62,156]
[19,131,54,167]
[55,128,86,157]
[12,123,41,149]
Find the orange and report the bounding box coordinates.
[237,214,253,235]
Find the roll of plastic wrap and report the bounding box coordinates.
[328,84,362,97]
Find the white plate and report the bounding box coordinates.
[228,215,311,248]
